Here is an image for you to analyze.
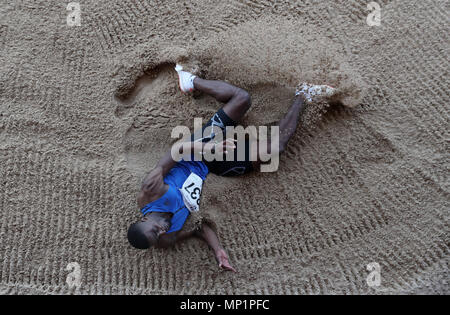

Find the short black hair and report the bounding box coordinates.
[127,223,150,250]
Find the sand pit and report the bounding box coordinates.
[0,0,448,294]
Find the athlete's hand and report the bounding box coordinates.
[206,139,237,155]
[215,248,237,272]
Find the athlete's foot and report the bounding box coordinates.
[175,64,196,93]
[295,82,336,103]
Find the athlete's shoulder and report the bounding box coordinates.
[141,167,164,191]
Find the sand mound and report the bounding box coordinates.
[190,18,367,128]
[115,18,367,132]
[194,18,366,103]
[0,0,448,295]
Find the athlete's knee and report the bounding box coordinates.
[235,88,252,110]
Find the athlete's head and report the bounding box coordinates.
[127,213,171,249]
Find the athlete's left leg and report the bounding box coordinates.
[175,64,251,123]
[193,78,251,123]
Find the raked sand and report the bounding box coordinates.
[0,0,448,294]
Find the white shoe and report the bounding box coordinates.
[175,64,196,93]
[296,82,336,102]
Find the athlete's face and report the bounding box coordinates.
[140,215,170,245]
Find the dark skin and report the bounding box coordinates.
[136,76,307,272]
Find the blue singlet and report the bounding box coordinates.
[141,160,209,234]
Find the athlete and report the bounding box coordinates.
[127,64,336,272]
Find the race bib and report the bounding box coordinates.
[180,173,204,213]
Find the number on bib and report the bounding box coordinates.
[180,173,204,212]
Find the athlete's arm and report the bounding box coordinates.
[197,223,236,272]
[139,166,165,208]
[156,224,236,272]
[156,229,196,249]
[156,139,237,177]
[155,142,194,177]
[139,142,193,201]
[156,223,236,272]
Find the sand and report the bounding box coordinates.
[0,0,448,295]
